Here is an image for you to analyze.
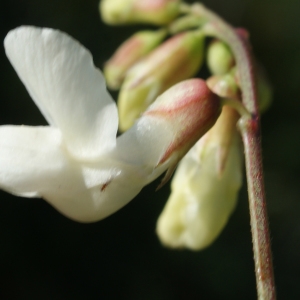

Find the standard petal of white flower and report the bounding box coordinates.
[1,26,150,222]
[4,26,118,161]
[0,126,148,222]
[156,132,243,250]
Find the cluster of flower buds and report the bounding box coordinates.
[99,0,272,250]
[117,30,204,131]
[102,1,206,131]
[155,39,245,250]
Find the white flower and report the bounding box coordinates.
[156,107,243,250]
[0,27,165,222]
[1,27,221,223]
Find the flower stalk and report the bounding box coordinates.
[186,3,276,299]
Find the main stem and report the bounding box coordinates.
[188,3,276,299]
[239,117,275,299]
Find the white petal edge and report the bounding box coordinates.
[4,26,118,161]
[0,125,147,222]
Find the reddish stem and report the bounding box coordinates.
[189,3,276,299]
[239,116,275,299]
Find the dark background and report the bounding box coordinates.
[0,0,300,299]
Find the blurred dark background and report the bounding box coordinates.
[0,0,299,299]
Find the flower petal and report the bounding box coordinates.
[156,133,243,250]
[4,26,118,160]
[112,114,174,183]
[0,126,147,222]
[0,125,76,197]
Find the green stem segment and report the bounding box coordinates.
[221,98,251,118]
[185,3,276,299]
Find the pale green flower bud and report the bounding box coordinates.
[104,29,167,90]
[207,40,235,75]
[206,71,240,99]
[118,31,205,131]
[100,0,181,25]
[156,107,242,250]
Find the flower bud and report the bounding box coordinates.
[144,79,221,186]
[100,0,181,25]
[207,40,235,75]
[206,71,240,100]
[118,31,205,131]
[156,106,242,250]
[104,29,167,90]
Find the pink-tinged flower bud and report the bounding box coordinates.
[100,0,181,25]
[104,29,167,90]
[207,40,235,75]
[142,79,221,186]
[118,31,205,131]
